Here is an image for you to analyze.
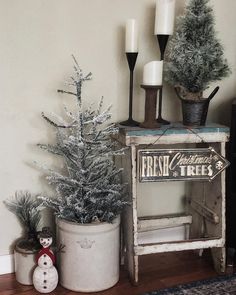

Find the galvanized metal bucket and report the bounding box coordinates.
[180,97,210,126]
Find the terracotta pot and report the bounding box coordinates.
[56,216,120,292]
[14,244,37,285]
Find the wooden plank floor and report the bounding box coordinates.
[0,250,221,295]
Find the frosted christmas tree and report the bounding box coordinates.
[39,56,127,224]
[165,0,230,99]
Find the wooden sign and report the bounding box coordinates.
[138,147,229,182]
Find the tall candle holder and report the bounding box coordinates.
[120,52,139,127]
[156,34,170,125]
[140,85,162,129]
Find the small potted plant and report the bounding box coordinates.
[165,0,230,126]
[38,56,127,292]
[4,191,41,285]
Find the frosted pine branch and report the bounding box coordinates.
[4,191,42,243]
[38,58,127,223]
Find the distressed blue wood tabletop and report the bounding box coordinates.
[118,122,229,137]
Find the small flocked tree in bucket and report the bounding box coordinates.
[38,56,127,292]
[165,0,230,126]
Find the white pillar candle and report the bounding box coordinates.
[125,19,138,52]
[143,61,163,86]
[154,0,176,35]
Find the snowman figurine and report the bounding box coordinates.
[33,227,58,293]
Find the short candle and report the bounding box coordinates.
[154,0,176,35]
[143,61,163,86]
[125,19,138,52]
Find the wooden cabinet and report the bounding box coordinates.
[116,123,229,284]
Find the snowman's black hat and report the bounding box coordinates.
[38,227,53,239]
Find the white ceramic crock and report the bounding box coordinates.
[56,216,120,292]
[14,244,37,285]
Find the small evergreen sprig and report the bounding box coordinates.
[4,191,42,250]
[38,57,127,224]
[165,0,230,95]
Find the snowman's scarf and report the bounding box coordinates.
[36,247,56,265]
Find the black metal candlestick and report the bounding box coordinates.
[140,85,162,129]
[156,34,170,125]
[120,52,139,127]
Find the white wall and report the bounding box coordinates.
[0,0,236,256]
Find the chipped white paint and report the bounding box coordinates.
[138,214,192,232]
[190,199,220,224]
[135,238,224,255]
[118,124,229,284]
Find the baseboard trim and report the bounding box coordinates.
[0,254,14,275]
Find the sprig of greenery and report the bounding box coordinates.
[4,191,42,242]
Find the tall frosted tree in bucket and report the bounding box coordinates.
[38,57,128,292]
[165,0,230,126]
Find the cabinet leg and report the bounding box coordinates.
[226,247,235,275]
[127,251,139,285]
[211,247,226,274]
